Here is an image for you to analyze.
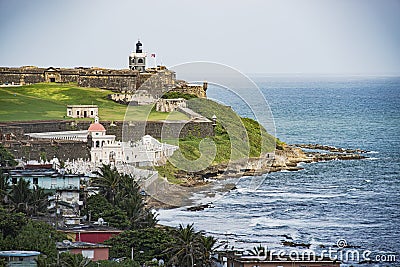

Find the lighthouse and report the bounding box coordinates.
[129,40,147,72]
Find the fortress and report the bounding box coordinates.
[0,41,213,162]
[0,41,207,99]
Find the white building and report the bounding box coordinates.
[88,117,178,166]
[67,105,98,118]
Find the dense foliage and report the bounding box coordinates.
[85,164,157,229]
[0,207,66,261]
[0,144,17,168]
[105,224,218,267]
[161,91,198,100]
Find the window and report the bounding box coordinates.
[77,110,80,116]
[91,110,94,116]
[33,177,38,185]
[82,250,94,259]
[68,111,72,116]
[138,58,144,64]
[12,177,17,184]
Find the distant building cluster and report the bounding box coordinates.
[87,116,178,166]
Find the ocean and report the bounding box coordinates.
[158,75,400,266]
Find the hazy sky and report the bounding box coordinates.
[0,0,399,74]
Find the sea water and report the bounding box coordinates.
[158,75,400,266]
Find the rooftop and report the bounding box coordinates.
[56,241,111,249]
[88,122,106,132]
[0,251,41,257]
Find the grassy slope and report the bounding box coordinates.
[156,98,277,183]
[0,83,188,121]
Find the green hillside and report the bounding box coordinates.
[0,83,188,121]
[156,98,278,183]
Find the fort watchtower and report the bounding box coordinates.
[129,40,147,72]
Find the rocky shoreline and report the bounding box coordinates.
[147,143,369,210]
[174,143,369,186]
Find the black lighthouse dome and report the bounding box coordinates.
[136,40,143,53]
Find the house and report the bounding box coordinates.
[56,241,110,261]
[67,105,98,118]
[0,251,41,267]
[8,169,82,191]
[8,169,86,224]
[63,225,122,243]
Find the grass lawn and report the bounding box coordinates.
[0,83,188,122]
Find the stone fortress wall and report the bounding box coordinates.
[0,119,214,161]
[0,66,206,98]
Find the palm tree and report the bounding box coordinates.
[8,179,49,216]
[9,179,32,214]
[92,164,121,205]
[35,255,53,267]
[117,173,158,229]
[60,252,91,267]
[166,223,202,267]
[0,170,10,205]
[30,186,50,216]
[198,235,218,266]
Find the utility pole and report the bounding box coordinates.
[54,193,60,230]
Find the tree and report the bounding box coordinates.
[14,221,66,260]
[0,144,17,169]
[105,227,174,264]
[90,167,158,230]
[198,235,218,266]
[164,224,218,267]
[117,173,158,229]
[92,164,121,205]
[8,179,49,216]
[84,194,130,229]
[0,209,65,264]
[30,186,51,216]
[0,207,27,241]
[59,252,91,267]
[0,170,10,205]
[35,255,54,267]
[166,224,201,267]
[117,193,157,229]
[9,179,31,214]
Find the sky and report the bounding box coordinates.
[0,0,399,75]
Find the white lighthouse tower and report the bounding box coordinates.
[129,40,147,72]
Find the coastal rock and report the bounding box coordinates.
[170,144,368,188]
[186,203,214,211]
[294,143,369,153]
